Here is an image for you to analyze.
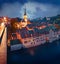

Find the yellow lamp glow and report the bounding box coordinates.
[1,22,4,26]
[3,17,7,22]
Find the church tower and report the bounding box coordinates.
[20,7,28,28]
[20,7,31,28]
[23,7,28,22]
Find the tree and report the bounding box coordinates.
[10,18,18,32]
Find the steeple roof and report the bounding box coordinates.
[24,7,26,15]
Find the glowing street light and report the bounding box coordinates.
[3,17,8,26]
[3,17,7,22]
[1,22,4,26]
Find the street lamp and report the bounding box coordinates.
[1,22,4,26]
[3,17,8,27]
[3,17,7,22]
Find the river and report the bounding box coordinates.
[7,40,60,64]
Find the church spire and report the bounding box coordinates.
[24,7,26,15]
[23,6,27,20]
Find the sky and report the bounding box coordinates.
[0,0,60,19]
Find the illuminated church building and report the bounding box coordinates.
[20,8,31,28]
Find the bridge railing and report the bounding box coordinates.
[0,27,5,44]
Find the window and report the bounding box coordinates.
[33,39,34,41]
[34,42,35,44]
[24,41,27,43]
[37,40,39,42]
[36,38,39,39]
[29,40,31,42]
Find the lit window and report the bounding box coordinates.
[24,41,27,43]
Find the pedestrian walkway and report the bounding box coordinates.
[0,28,7,64]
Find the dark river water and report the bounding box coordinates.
[7,40,60,64]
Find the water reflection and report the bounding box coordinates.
[56,40,59,47]
[8,39,60,64]
[27,47,35,56]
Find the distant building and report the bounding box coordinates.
[10,39,23,51]
[46,17,50,20]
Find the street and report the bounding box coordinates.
[0,27,7,64]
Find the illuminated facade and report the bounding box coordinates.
[20,8,28,28]
[20,7,31,28]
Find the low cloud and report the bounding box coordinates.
[0,2,60,19]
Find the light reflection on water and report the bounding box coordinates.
[27,47,35,56]
[8,40,60,64]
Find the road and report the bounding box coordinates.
[0,27,7,64]
[0,23,5,37]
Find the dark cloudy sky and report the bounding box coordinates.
[0,0,60,19]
